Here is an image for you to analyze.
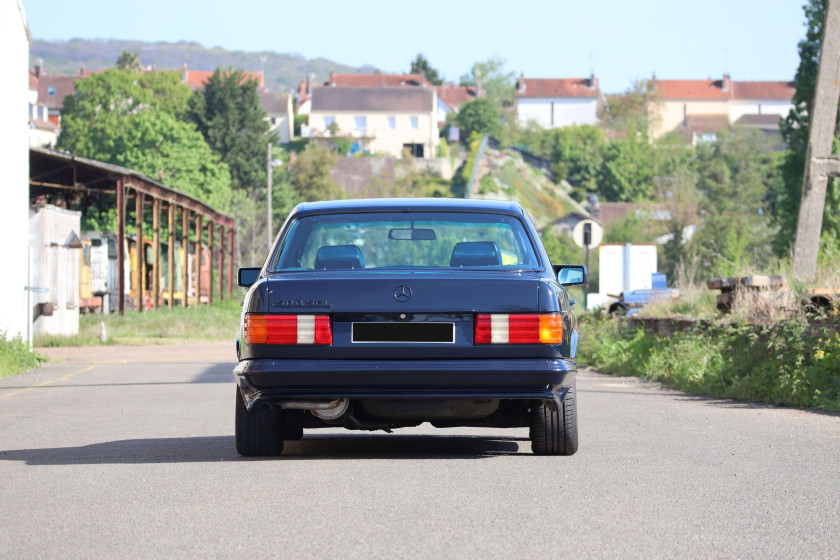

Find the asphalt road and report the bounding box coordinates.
[1,344,838,559]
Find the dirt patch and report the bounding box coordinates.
[37,341,236,364]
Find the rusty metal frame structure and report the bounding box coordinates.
[29,147,236,314]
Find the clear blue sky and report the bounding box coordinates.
[23,0,805,93]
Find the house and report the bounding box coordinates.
[297,72,433,116]
[2,0,30,339]
[259,91,293,143]
[436,83,479,125]
[308,86,438,158]
[649,75,795,143]
[27,64,58,147]
[515,75,602,129]
[34,64,94,128]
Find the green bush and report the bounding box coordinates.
[0,334,46,378]
[578,314,840,412]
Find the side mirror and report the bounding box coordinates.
[553,264,587,286]
[238,267,261,288]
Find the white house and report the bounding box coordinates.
[308,87,439,158]
[260,91,294,144]
[515,75,602,129]
[0,0,31,340]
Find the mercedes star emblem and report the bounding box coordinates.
[393,285,412,302]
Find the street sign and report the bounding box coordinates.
[572,219,603,249]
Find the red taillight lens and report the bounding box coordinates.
[244,314,332,345]
[474,313,563,344]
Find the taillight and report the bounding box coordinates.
[244,314,332,345]
[474,314,563,344]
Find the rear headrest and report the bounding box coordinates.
[450,241,501,267]
[314,245,365,270]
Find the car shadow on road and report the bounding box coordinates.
[0,434,529,465]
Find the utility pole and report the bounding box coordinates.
[793,0,840,281]
[267,142,273,251]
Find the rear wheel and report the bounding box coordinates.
[530,385,578,456]
[235,387,285,457]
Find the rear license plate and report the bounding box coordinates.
[351,322,455,343]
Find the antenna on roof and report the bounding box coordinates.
[724,46,729,76]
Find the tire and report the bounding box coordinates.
[530,384,578,456]
[235,386,285,457]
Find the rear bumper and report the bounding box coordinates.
[234,358,576,408]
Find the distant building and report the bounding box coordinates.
[515,75,602,129]
[435,83,479,125]
[308,86,438,158]
[649,75,794,143]
[1,0,30,339]
[260,91,293,143]
[297,72,433,116]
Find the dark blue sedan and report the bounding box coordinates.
[235,198,586,456]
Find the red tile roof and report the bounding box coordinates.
[653,77,794,101]
[37,74,93,109]
[732,81,794,101]
[326,73,431,87]
[435,85,478,110]
[515,77,600,99]
[29,70,39,90]
[311,87,435,112]
[183,70,264,90]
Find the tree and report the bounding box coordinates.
[454,97,502,138]
[692,131,780,275]
[599,78,661,134]
[290,144,342,202]
[116,50,143,71]
[57,69,231,211]
[778,0,840,254]
[517,125,607,193]
[409,54,442,85]
[459,57,516,110]
[598,128,657,201]
[187,68,271,195]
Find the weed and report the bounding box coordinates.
[0,334,46,378]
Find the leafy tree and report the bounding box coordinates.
[116,50,143,71]
[454,97,502,138]
[459,57,516,110]
[692,131,780,275]
[598,128,657,201]
[409,54,442,85]
[778,0,840,254]
[599,78,661,134]
[517,125,607,192]
[57,69,231,211]
[187,68,270,195]
[290,144,342,202]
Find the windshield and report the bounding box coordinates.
[271,211,540,271]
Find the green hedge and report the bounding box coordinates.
[577,315,840,412]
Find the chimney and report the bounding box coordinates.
[517,72,526,94]
[589,73,599,91]
[329,70,335,86]
[181,63,188,84]
[298,77,306,99]
[476,77,483,97]
[78,64,86,76]
[35,58,43,78]
[722,73,731,93]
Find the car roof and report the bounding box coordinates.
[290,198,527,217]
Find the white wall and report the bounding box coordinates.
[517,97,598,129]
[599,243,658,299]
[0,0,31,339]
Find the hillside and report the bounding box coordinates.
[471,147,587,229]
[30,38,376,92]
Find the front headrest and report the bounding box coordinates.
[314,245,365,270]
[450,241,501,267]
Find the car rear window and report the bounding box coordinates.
[270,211,540,271]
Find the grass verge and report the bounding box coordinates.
[578,314,840,412]
[35,297,242,347]
[1,335,46,378]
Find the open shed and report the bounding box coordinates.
[29,147,236,314]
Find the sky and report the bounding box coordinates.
[22,0,806,93]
